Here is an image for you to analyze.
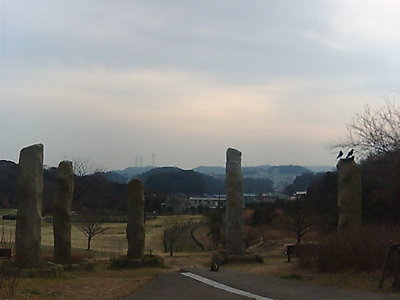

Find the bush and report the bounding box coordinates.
[110,254,163,269]
[298,225,400,272]
[80,261,95,271]
[254,254,264,263]
[0,261,20,296]
[142,254,164,267]
[110,257,141,269]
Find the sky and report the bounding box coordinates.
[1,0,399,170]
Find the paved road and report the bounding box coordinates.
[121,267,400,300]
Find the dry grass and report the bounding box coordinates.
[298,225,400,273]
[221,229,400,295]
[0,214,208,299]
[1,212,398,296]
[161,251,213,270]
[2,260,171,300]
[0,213,206,257]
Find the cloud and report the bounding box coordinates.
[1,1,398,168]
[305,0,400,55]
[6,69,376,165]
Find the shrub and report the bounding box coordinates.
[110,257,137,269]
[80,261,95,271]
[298,225,400,272]
[254,254,264,264]
[110,254,163,269]
[0,261,20,296]
[142,255,164,267]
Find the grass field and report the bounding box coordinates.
[0,210,206,257]
[0,260,170,300]
[0,212,208,299]
[1,211,399,298]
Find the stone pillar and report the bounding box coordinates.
[337,158,362,231]
[53,161,74,264]
[15,144,44,266]
[126,179,145,259]
[225,148,244,255]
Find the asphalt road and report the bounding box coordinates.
[121,267,400,300]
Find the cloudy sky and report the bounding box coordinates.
[1,1,399,170]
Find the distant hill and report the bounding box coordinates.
[306,165,334,173]
[134,167,273,195]
[194,165,312,191]
[114,166,155,178]
[0,160,18,207]
[103,171,128,184]
[139,167,181,179]
[105,166,157,183]
[138,167,218,195]
[106,164,328,192]
[193,166,225,176]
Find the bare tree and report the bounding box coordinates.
[75,210,109,251]
[273,200,317,246]
[332,100,400,158]
[71,158,104,176]
[70,158,108,209]
[163,219,191,256]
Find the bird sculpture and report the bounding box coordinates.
[336,150,343,159]
[346,149,354,159]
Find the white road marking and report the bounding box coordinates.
[181,272,274,300]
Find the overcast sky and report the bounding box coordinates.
[1,1,399,170]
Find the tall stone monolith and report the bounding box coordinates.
[15,144,44,266]
[126,179,145,259]
[53,161,74,264]
[225,148,244,255]
[337,158,362,231]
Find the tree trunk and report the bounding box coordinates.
[296,232,301,246]
[163,230,168,253]
[87,236,92,250]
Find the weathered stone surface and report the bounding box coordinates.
[53,160,74,264]
[337,158,362,231]
[225,148,244,255]
[15,144,43,266]
[126,179,145,259]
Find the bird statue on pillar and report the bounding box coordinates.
[345,149,354,160]
[336,150,343,159]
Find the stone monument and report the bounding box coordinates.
[225,148,244,255]
[337,158,362,231]
[126,179,145,259]
[15,144,44,266]
[53,160,74,263]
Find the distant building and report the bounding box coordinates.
[187,197,226,209]
[187,192,288,210]
[289,191,307,200]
